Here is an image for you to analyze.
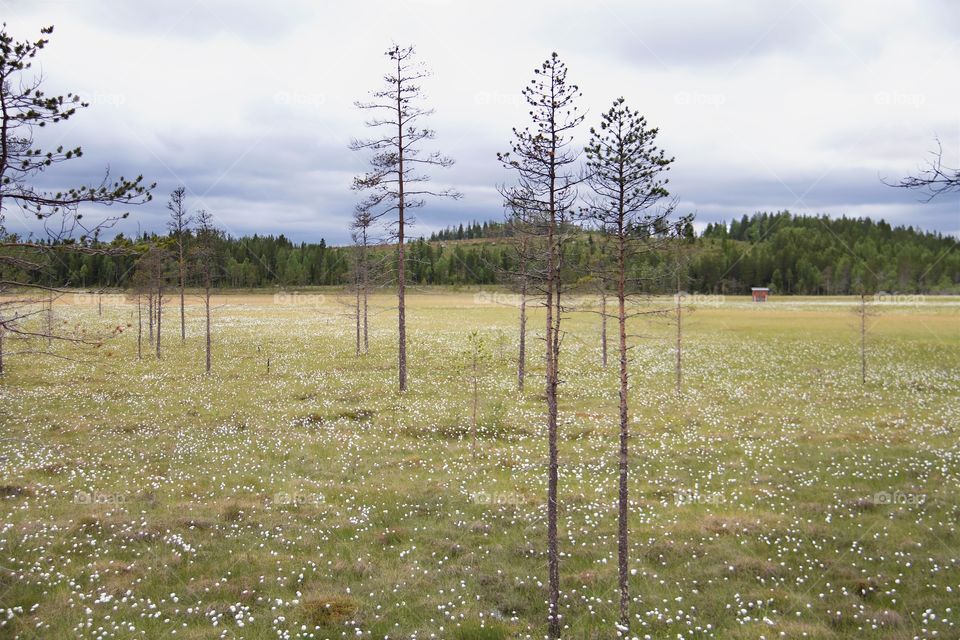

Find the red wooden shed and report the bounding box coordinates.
[751,287,770,302]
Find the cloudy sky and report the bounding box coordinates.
[4,0,959,243]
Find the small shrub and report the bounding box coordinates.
[300,594,358,626]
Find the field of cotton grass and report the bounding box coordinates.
[1,290,958,639]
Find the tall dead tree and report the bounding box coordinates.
[148,289,154,346]
[581,97,682,631]
[671,230,696,397]
[167,186,193,343]
[581,248,613,368]
[350,44,459,392]
[600,286,608,368]
[155,254,165,360]
[191,209,219,374]
[45,290,54,346]
[136,292,143,360]
[0,24,152,366]
[129,265,152,361]
[353,251,362,358]
[859,294,867,384]
[675,285,683,395]
[137,247,171,359]
[500,208,533,392]
[350,207,379,356]
[855,293,877,385]
[516,230,530,392]
[499,52,583,639]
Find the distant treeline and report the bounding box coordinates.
[6,211,958,294]
[430,212,959,294]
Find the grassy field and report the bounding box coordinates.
[1,290,958,639]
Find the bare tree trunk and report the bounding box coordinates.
[355,273,361,357]
[137,294,142,361]
[156,286,162,359]
[601,289,608,368]
[179,246,186,342]
[46,291,54,347]
[545,198,561,640]
[471,350,479,460]
[362,243,369,355]
[204,283,211,374]
[860,293,866,384]
[616,234,630,629]
[97,292,102,317]
[398,231,407,390]
[518,279,527,393]
[396,60,408,393]
[148,292,154,346]
[0,326,4,376]
[363,282,369,354]
[675,286,683,398]
[517,235,528,393]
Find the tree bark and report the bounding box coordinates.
[362,241,369,354]
[396,52,408,393]
[156,285,162,359]
[148,292,154,346]
[601,289,608,368]
[860,293,866,384]
[518,278,527,393]
[204,283,211,374]
[355,273,361,357]
[471,351,479,460]
[179,243,186,342]
[517,236,528,393]
[616,231,630,629]
[545,155,561,640]
[46,291,54,347]
[137,294,142,361]
[675,284,682,398]
[363,281,369,354]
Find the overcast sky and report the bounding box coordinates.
[4,0,959,243]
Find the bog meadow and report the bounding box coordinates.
[2,292,958,639]
[1,4,959,640]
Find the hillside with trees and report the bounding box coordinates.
[5,211,955,294]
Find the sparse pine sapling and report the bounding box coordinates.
[350,44,460,392]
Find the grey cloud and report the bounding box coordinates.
[2,0,957,245]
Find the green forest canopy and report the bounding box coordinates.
[5,211,957,294]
